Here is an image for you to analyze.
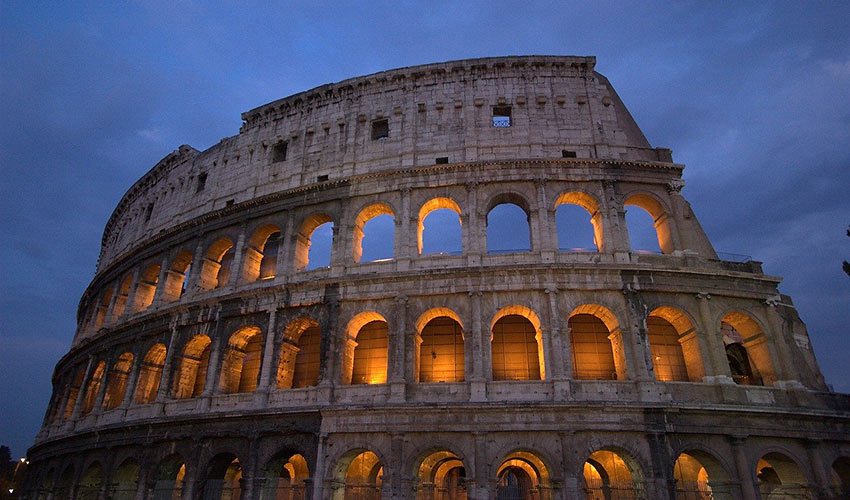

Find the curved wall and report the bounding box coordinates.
[26,56,850,500]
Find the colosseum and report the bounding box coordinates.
[23,56,850,500]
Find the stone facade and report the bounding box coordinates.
[23,56,850,500]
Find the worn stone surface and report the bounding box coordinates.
[24,56,850,500]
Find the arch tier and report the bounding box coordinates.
[28,56,850,499]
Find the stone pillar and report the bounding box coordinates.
[67,356,94,426]
[646,432,676,500]
[274,212,291,283]
[545,288,569,382]
[154,326,180,404]
[104,279,122,327]
[389,434,404,499]
[468,291,487,402]
[311,433,329,500]
[120,355,142,409]
[534,178,556,259]
[465,182,483,264]
[202,327,224,398]
[229,227,248,286]
[730,437,758,500]
[472,432,490,500]
[600,180,630,262]
[763,301,801,387]
[804,439,830,499]
[329,222,346,275]
[696,293,734,382]
[276,343,300,390]
[150,255,172,306]
[183,240,206,297]
[396,188,412,270]
[91,359,111,415]
[256,309,278,394]
[559,431,581,499]
[120,268,141,319]
[388,296,408,402]
[617,289,651,381]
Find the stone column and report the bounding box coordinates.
[804,439,830,499]
[311,433,329,500]
[274,212,291,283]
[472,432,490,500]
[389,433,405,499]
[696,293,733,382]
[104,279,122,326]
[120,355,142,409]
[329,222,346,276]
[91,359,112,416]
[395,188,412,271]
[559,431,581,499]
[388,296,408,402]
[202,326,225,398]
[120,268,141,319]
[256,308,277,399]
[154,326,180,404]
[600,180,630,262]
[619,289,651,381]
[534,178,556,260]
[67,356,94,426]
[730,437,758,500]
[229,226,248,286]
[468,291,487,402]
[762,301,801,387]
[545,288,568,380]
[150,255,172,306]
[465,182,483,264]
[183,240,206,297]
[646,432,676,500]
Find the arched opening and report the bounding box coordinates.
[200,238,235,290]
[220,327,264,393]
[80,361,106,415]
[831,457,850,499]
[353,203,395,263]
[244,224,282,282]
[133,263,161,312]
[418,198,462,255]
[497,451,551,500]
[161,250,193,302]
[417,312,465,383]
[63,369,85,419]
[487,195,531,254]
[110,274,134,320]
[37,467,55,500]
[624,193,672,254]
[103,352,134,410]
[152,454,186,500]
[92,288,114,331]
[111,458,140,500]
[340,451,383,500]
[55,465,74,499]
[77,462,104,500]
[260,451,310,500]
[416,450,467,500]
[569,305,623,380]
[756,452,811,499]
[648,307,704,382]
[294,214,334,271]
[349,319,389,385]
[173,335,212,399]
[490,307,544,381]
[720,312,775,385]
[278,317,322,389]
[583,449,643,499]
[134,343,167,404]
[555,191,601,252]
[673,451,731,500]
[204,453,243,500]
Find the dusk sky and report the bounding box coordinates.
[1,2,848,459]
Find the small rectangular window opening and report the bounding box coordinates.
[562,150,577,158]
[371,119,389,140]
[144,203,154,222]
[316,174,329,182]
[272,141,288,162]
[226,199,235,207]
[435,157,449,164]
[196,173,208,193]
[492,106,511,127]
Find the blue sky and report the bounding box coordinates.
[1,1,849,458]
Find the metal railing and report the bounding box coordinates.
[716,252,752,263]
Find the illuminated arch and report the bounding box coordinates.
[332,450,383,500]
[831,457,850,498]
[554,190,603,252]
[173,335,212,399]
[91,288,114,331]
[111,458,140,500]
[673,449,732,500]
[204,453,243,500]
[77,461,104,500]
[161,250,193,302]
[110,274,134,320]
[80,361,106,415]
[353,202,395,263]
[490,305,545,381]
[200,237,234,290]
[294,213,335,271]
[647,306,704,382]
[133,263,161,312]
[261,451,310,499]
[624,192,674,254]
[720,310,776,386]
[103,352,134,410]
[568,304,624,380]
[756,452,811,499]
[417,197,462,255]
[278,317,321,389]
[584,447,645,499]
[342,312,389,385]
[153,454,186,500]
[244,223,282,282]
[134,343,167,404]
[219,326,264,393]
[496,450,551,500]
[486,192,532,254]
[63,369,85,419]
[415,449,467,500]
[415,309,465,383]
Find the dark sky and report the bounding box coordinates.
[1,2,848,459]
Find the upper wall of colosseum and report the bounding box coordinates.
[96,56,673,274]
